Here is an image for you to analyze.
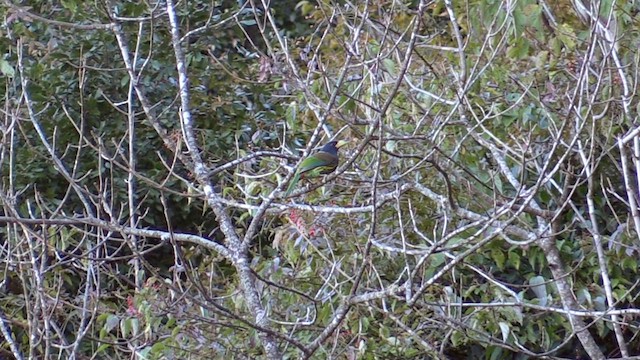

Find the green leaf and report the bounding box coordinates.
[491,247,505,270]
[550,37,562,57]
[384,336,401,346]
[594,296,606,311]
[576,287,592,306]
[385,140,397,152]
[529,276,547,306]
[507,37,530,59]
[493,175,503,194]
[489,346,503,360]
[507,249,520,270]
[105,314,120,333]
[96,344,110,354]
[150,342,166,354]
[120,318,131,337]
[361,317,370,332]
[286,102,298,131]
[61,0,78,13]
[498,322,510,342]
[382,58,397,77]
[121,318,140,338]
[557,24,576,50]
[137,346,152,358]
[0,60,15,77]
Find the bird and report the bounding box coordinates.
[284,140,348,197]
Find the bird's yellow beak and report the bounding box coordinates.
[336,140,349,148]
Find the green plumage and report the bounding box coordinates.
[284,141,343,197]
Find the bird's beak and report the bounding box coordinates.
[336,140,349,148]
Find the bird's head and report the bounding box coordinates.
[322,139,349,151]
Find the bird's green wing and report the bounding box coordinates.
[284,147,339,197]
[299,152,338,175]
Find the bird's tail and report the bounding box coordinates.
[284,172,301,197]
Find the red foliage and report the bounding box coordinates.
[126,296,140,318]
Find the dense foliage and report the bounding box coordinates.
[1,0,640,359]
